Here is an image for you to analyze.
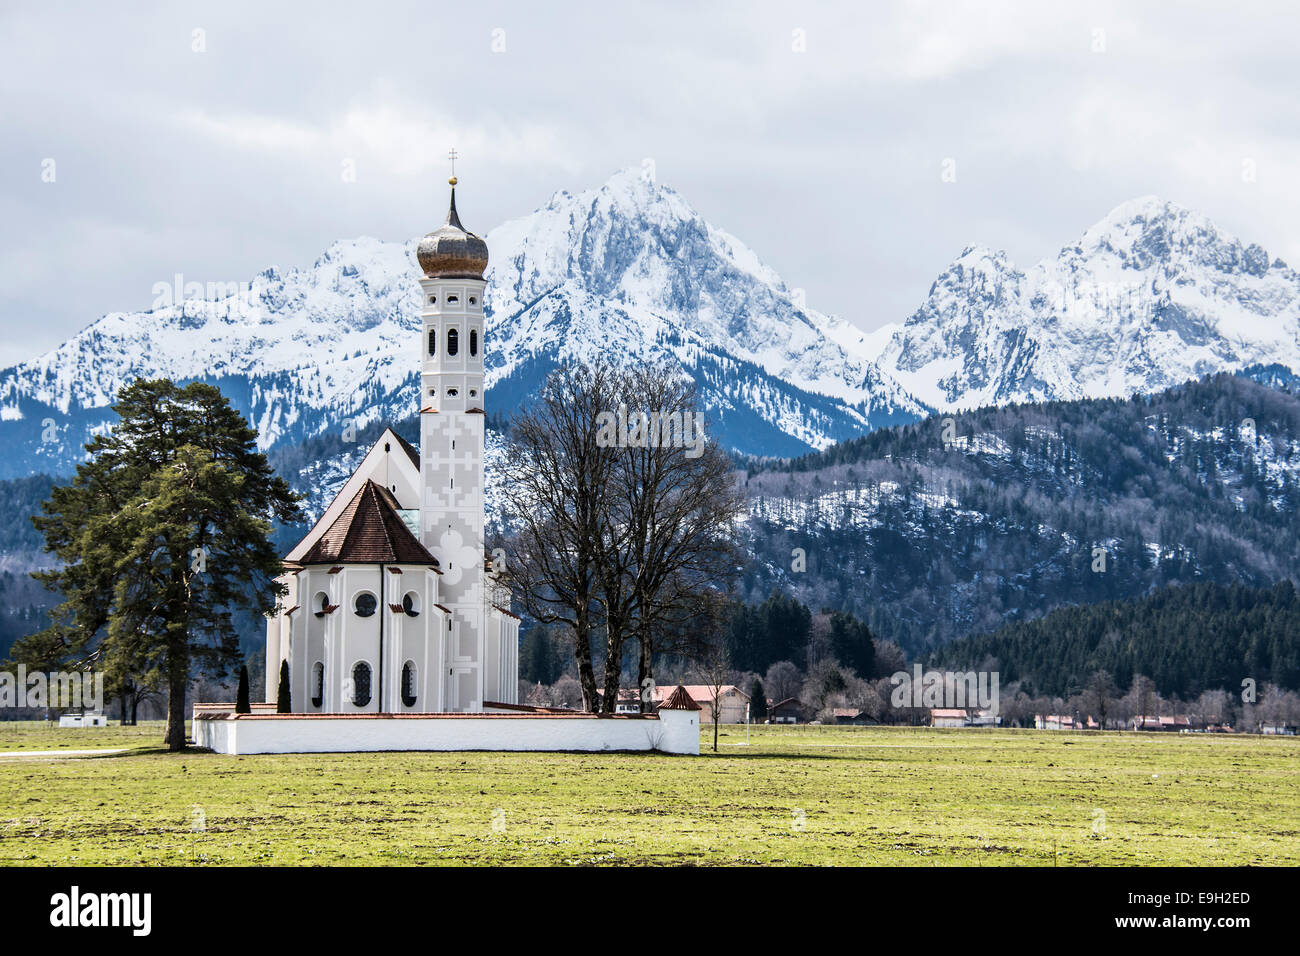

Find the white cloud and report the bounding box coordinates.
[2,0,1299,365]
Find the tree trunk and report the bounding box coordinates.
[601,628,625,715]
[573,607,599,712]
[637,627,653,701]
[164,638,188,751]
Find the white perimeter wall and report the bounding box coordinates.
[193,711,699,756]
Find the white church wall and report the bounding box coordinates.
[194,709,700,756]
[328,566,382,713]
[384,565,443,712]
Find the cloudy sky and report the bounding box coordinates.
[2,0,1298,367]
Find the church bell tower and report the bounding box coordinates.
[414,162,490,711]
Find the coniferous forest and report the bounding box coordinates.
[933,579,1300,698]
[735,368,1300,657]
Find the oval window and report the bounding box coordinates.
[354,592,377,617]
[402,592,420,617]
[428,329,436,356]
[401,661,417,707]
[470,329,478,356]
[351,662,372,707]
[447,328,459,356]
[313,592,329,618]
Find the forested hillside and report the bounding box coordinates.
[738,368,1300,655]
[933,579,1300,698]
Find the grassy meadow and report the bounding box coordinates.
[0,720,1296,866]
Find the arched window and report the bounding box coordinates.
[354,592,377,617]
[446,327,459,356]
[469,329,478,356]
[351,662,372,707]
[428,329,436,356]
[401,661,417,707]
[311,662,324,708]
[313,592,329,618]
[402,592,420,617]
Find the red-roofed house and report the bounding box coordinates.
[645,684,750,723]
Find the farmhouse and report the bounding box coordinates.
[929,708,969,728]
[645,684,750,723]
[768,697,803,724]
[928,708,1001,728]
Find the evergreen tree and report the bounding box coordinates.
[750,677,767,719]
[520,628,559,685]
[12,379,301,750]
[277,660,291,713]
[236,664,250,714]
[829,610,876,677]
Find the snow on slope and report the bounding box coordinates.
[0,167,929,479]
[869,197,1300,410]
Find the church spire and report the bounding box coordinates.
[416,149,488,280]
[445,184,466,231]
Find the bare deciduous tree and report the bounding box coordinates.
[502,361,744,713]
[499,363,620,710]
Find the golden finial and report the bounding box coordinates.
[448,147,458,186]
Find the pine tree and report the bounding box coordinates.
[13,379,302,750]
[236,664,251,714]
[750,677,768,719]
[277,660,291,713]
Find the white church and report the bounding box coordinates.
[194,172,699,756]
[263,175,520,715]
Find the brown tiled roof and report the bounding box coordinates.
[391,432,420,468]
[659,685,701,711]
[300,480,437,565]
[648,684,746,704]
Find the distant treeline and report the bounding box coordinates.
[934,579,1300,698]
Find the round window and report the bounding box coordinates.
[402,592,420,617]
[354,592,377,617]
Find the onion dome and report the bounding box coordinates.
[416,179,489,279]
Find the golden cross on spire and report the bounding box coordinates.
[448,147,458,186]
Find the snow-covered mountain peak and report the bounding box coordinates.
[0,167,928,476]
[481,166,916,423]
[1072,195,1275,279]
[868,195,1300,411]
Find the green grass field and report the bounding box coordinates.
[0,721,1296,865]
